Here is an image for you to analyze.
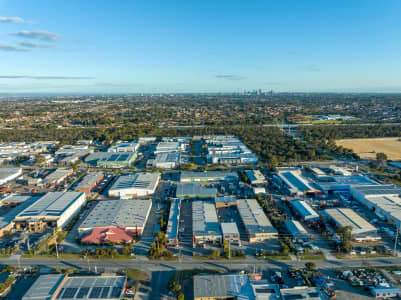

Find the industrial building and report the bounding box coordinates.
[55,144,93,156]
[0,196,38,237]
[79,199,151,244]
[0,194,34,207]
[205,135,258,165]
[275,168,321,196]
[237,199,278,242]
[96,152,137,168]
[166,198,181,247]
[14,191,86,232]
[74,172,104,195]
[329,165,352,176]
[350,184,401,227]
[290,200,320,222]
[108,141,139,153]
[316,175,379,194]
[147,151,180,169]
[0,167,22,185]
[280,287,324,300]
[285,220,311,241]
[193,274,254,300]
[22,274,127,300]
[108,172,160,198]
[245,169,267,185]
[192,201,222,246]
[323,208,380,242]
[42,168,73,186]
[176,183,217,199]
[214,196,237,208]
[180,171,238,183]
[221,222,240,245]
[154,141,185,153]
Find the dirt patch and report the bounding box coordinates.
[336,137,401,160]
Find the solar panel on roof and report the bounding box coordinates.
[62,287,78,299]
[89,287,102,298]
[111,287,122,297]
[101,287,110,298]
[76,287,90,298]
[57,288,65,299]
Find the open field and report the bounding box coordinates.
[336,137,401,160]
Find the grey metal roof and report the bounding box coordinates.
[193,274,253,299]
[237,199,277,235]
[16,192,84,218]
[285,220,308,236]
[75,172,103,190]
[324,208,376,233]
[221,222,239,235]
[166,198,180,240]
[192,201,221,236]
[154,151,180,163]
[291,200,320,220]
[22,274,66,300]
[215,196,237,204]
[43,168,71,184]
[180,171,238,181]
[0,196,39,229]
[176,183,217,198]
[79,199,151,229]
[0,167,21,181]
[109,173,160,192]
[352,184,401,196]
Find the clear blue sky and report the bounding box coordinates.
[1,0,401,93]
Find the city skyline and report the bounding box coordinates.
[1,0,401,93]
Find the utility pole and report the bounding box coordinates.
[394,226,399,256]
[228,240,231,260]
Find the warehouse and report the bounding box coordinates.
[237,199,278,242]
[176,183,217,199]
[317,175,379,194]
[97,152,137,168]
[108,141,139,153]
[323,208,380,242]
[0,194,35,207]
[0,196,38,237]
[350,184,401,227]
[0,167,22,185]
[14,191,86,232]
[180,171,238,183]
[79,199,152,244]
[154,141,184,153]
[280,287,324,300]
[192,201,222,246]
[285,220,311,241]
[290,200,320,222]
[147,151,180,169]
[74,172,104,195]
[22,274,127,300]
[42,168,73,186]
[214,196,237,208]
[221,222,240,245]
[245,169,267,185]
[193,274,253,300]
[166,198,181,247]
[276,169,321,196]
[108,172,160,198]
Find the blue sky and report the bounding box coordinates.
[1,0,401,93]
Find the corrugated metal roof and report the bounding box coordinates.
[237,199,277,234]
